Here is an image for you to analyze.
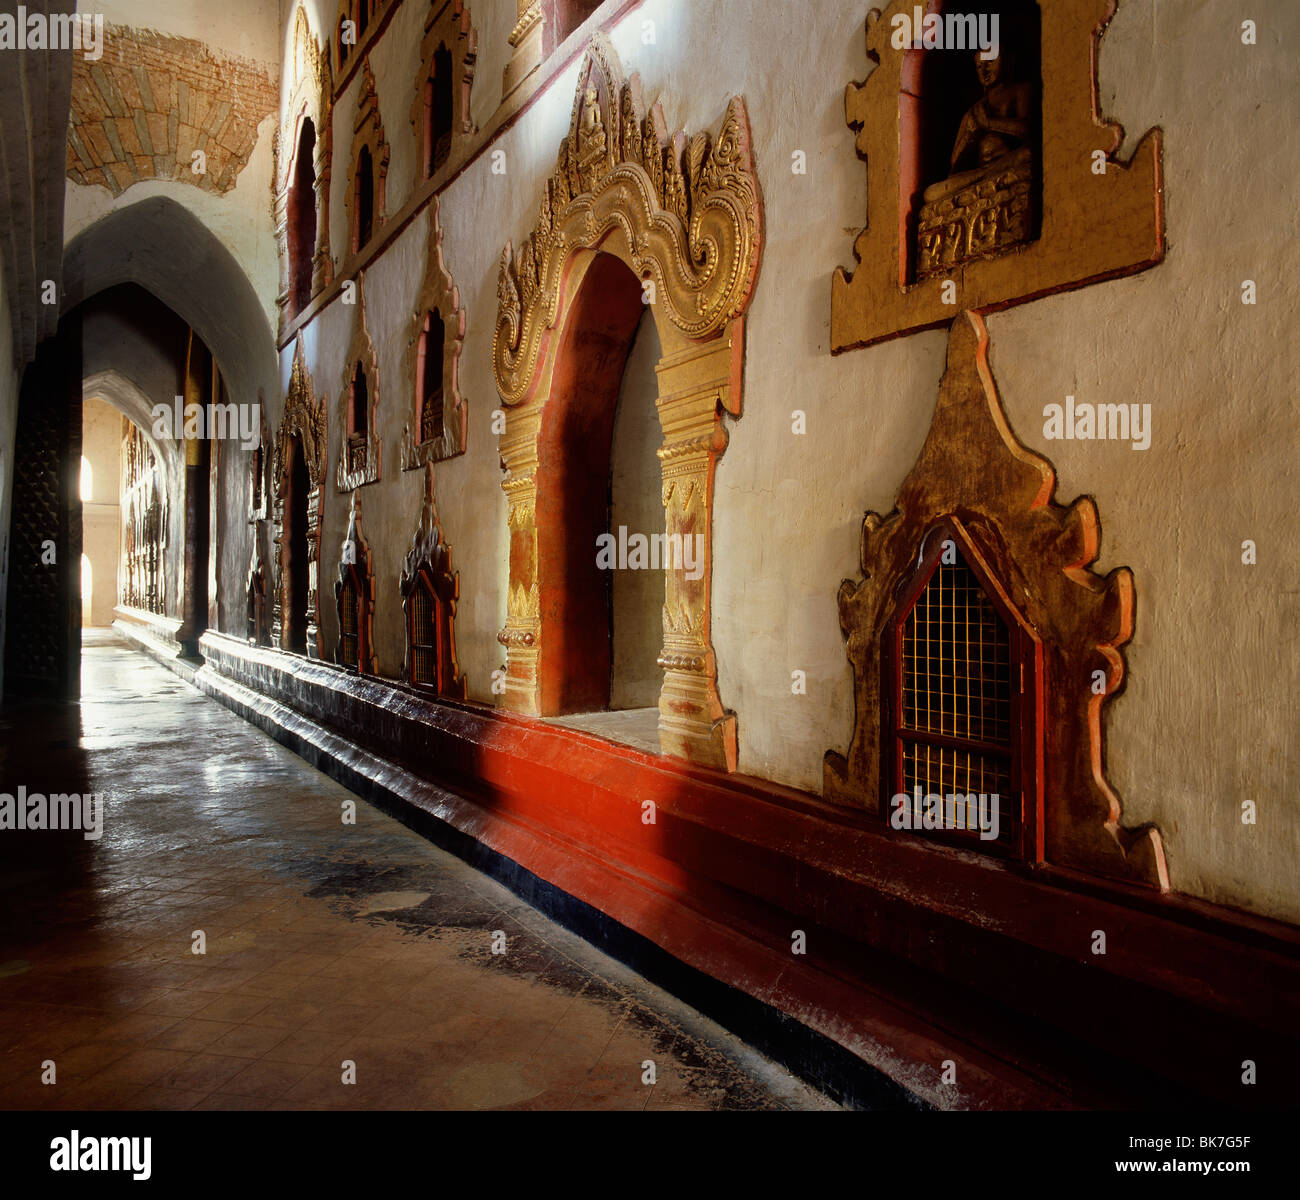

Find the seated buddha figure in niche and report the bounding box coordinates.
[917,49,1037,279]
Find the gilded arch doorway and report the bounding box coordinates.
[492,36,763,770]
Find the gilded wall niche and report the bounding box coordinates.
[400,463,466,698]
[410,1,478,186]
[274,6,334,337]
[492,34,763,770]
[344,60,391,257]
[272,336,328,658]
[337,274,381,492]
[401,200,467,470]
[832,0,1163,351]
[824,311,1167,890]
[334,495,376,675]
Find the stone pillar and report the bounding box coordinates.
[497,405,542,714]
[653,326,741,771]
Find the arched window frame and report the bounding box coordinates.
[334,501,375,676]
[400,464,465,698]
[401,199,467,470]
[275,6,333,338]
[337,274,381,491]
[345,60,389,259]
[411,2,477,187]
[272,336,327,658]
[825,311,1167,890]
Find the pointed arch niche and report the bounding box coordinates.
[337,275,381,490]
[824,311,1167,889]
[492,36,763,771]
[275,6,333,335]
[345,61,390,257]
[411,1,477,185]
[272,337,328,658]
[402,200,466,470]
[400,464,465,697]
[334,496,376,674]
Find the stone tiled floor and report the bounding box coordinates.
[0,634,835,1112]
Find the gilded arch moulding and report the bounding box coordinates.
[409,0,479,186]
[831,0,1164,351]
[337,273,381,491]
[344,59,391,257]
[492,33,762,407]
[400,463,466,699]
[274,5,334,336]
[271,336,328,658]
[334,494,376,675]
[824,310,1167,890]
[401,199,467,470]
[491,34,763,771]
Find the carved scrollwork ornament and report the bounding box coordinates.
[492,33,763,407]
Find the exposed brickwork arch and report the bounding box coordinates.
[67,23,276,197]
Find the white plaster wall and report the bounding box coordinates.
[270,0,1300,924]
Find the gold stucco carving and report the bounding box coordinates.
[400,200,467,470]
[492,33,762,408]
[825,311,1167,889]
[336,274,381,492]
[274,6,333,336]
[490,36,763,771]
[272,336,328,657]
[832,0,1164,351]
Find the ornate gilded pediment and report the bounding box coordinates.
[831,0,1164,351]
[825,311,1166,889]
[274,336,327,492]
[492,33,763,406]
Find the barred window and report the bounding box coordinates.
[892,531,1036,854]
[339,576,359,669]
[409,577,438,688]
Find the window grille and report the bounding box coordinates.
[410,578,437,688]
[895,542,1022,850]
[340,578,359,669]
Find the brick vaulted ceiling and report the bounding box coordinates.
[67,23,278,197]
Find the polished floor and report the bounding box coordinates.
[0,633,834,1111]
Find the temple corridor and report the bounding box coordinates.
[0,634,833,1112]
